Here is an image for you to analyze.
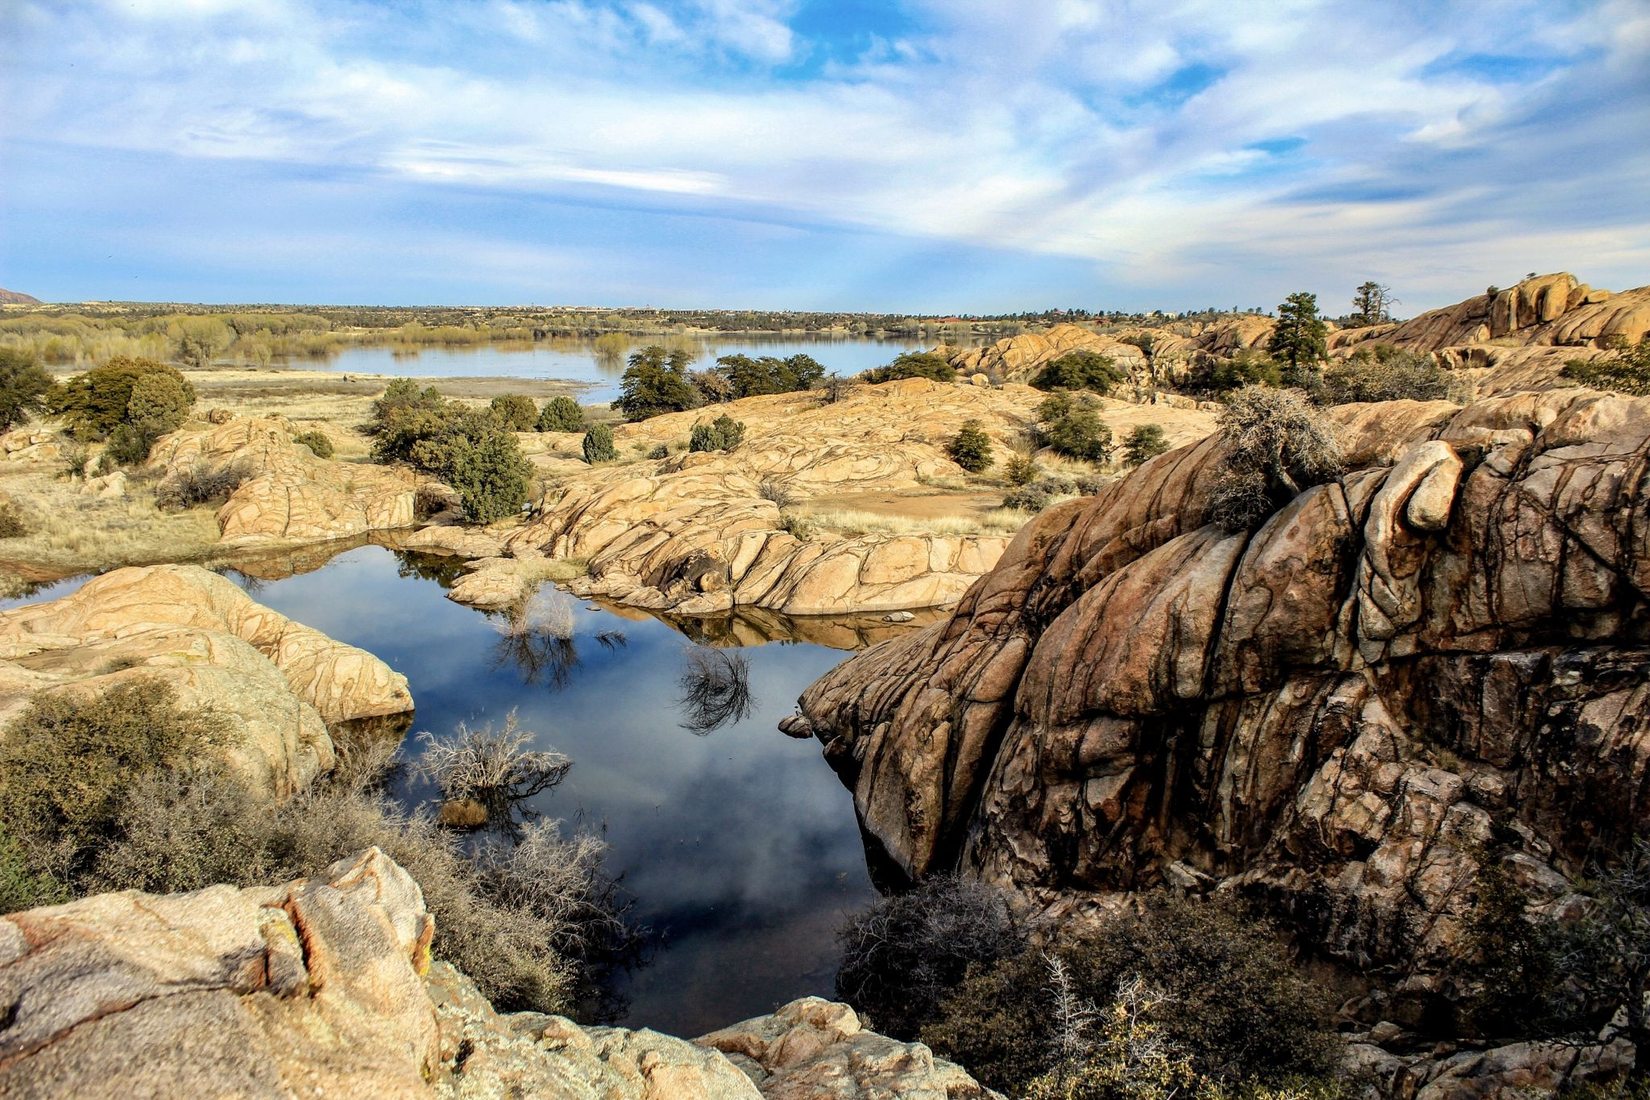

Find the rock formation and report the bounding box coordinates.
[146,417,442,545]
[0,849,1000,1099]
[794,389,1650,1026]
[0,564,412,795]
[1330,273,1650,396]
[493,379,1213,616]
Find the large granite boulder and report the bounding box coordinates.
[794,390,1650,1020]
[0,850,1002,1099]
[0,848,440,1099]
[0,564,413,796]
[147,417,440,545]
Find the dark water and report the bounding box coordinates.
[217,544,878,1035]
[312,335,933,403]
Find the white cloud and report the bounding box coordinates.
[3,0,1645,307]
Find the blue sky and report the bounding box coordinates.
[1,0,1646,312]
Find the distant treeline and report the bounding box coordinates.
[0,301,1279,368]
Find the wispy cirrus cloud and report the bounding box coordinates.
[0,0,1644,308]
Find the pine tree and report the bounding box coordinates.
[1267,292,1328,371]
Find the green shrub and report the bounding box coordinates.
[1004,454,1040,486]
[863,351,956,384]
[489,394,538,432]
[1037,394,1113,461]
[412,410,533,523]
[0,348,57,432]
[0,824,66,913]
[369,379,451,464]
[1562,335,1650,396]
[612,346,701,421]
[946,419,994,472]
[537,396,585,433]
[51,357,194,441]
[1210,387,1343,530]
[835,876,1026,1040]
[0,678,231,880]
[1186,349,1282,395]
[582,423,617,463]
[1122,424,1170,466]
[688,413,745,453]
[924,893,1340,1095]
[703,353,827,399]
[1317,347,1450,404]
[293,430,335,458]
[125,370,194,439]
[647,443,669,460]
[1003,476,1077,512]
[1031,350,1126,395]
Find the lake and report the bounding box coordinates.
[309,335,939,404]
[3,545,891,1036]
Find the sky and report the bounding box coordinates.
[1,0,1647,312]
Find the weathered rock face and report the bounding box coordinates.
[504,379,1214,616]
[0,850,1001,1099]
[0,848,440,1099]
[0,564,413,796]
[939,323,1145,384]
[147,417,438,544]
[796,390,1650,1016]
[698,997,1003,1100]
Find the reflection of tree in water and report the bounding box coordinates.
[677,646,755,735]
[490,587,584,691]
[394,550,470,587]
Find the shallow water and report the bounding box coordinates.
[309,335,934,403]
[217,544,887,1035]
[0,543,910,1032]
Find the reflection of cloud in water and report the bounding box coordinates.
[214,545,875,1035]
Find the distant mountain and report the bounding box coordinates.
[0,287,42,305]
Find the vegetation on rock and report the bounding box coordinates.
[292,429,334,458]
[1031,350,1127,395]
[1210,386,1342,529]
[612,345,701,421]
[946,419,994,472]
[1563,335,1650,396]
[1122,424,1170,466]
[687,413,746,453]
[369,380,532,522]
[536,395,585,432]
[1036,391,1113,461]
[1316,345,1450,404]
[863,350,956,384]
[1267,292,1328,372]
[581,422,617,463]
[488,393,538,431]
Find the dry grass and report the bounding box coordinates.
[0,466,221,592]
[794,506,1027,538]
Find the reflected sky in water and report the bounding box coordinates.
[316,335,931,403]
[216,544,875,1036]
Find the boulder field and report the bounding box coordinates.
[792,389,1650,1026]
[0,848,1000,1100]
[0,564,412,796]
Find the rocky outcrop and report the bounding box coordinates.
[1326,274,1650,399]
[0,848,440,1099]
[0,564,412,795]
[0,851,1000,1099]
[503,379,1214,616]
[698,997,1003,1099]
[795,389,1650,1022]
[939,323,1145,384]
[146,417,441,545]
[1332,274,1649,355]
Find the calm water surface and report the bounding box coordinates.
[219,544,877,1035]
[310,335,933,403]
